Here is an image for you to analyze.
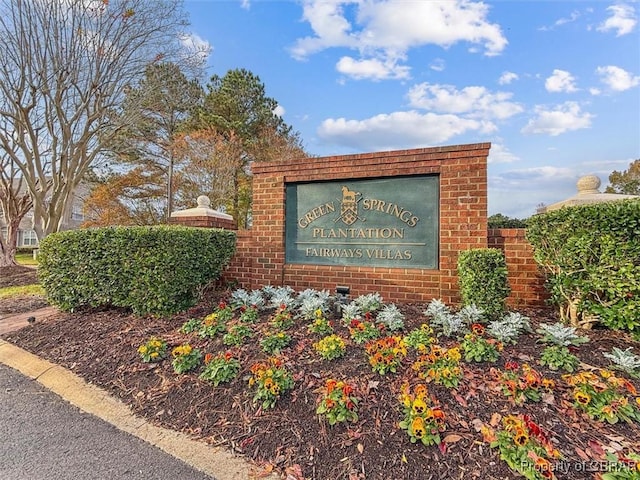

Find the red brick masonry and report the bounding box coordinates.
[172,143,548,308]
[224,143,495,305]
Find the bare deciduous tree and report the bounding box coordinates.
[0,0,203,241]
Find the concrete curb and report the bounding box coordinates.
[0,339,279,480]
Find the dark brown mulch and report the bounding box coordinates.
[0,265,38,288]
[0,295,49,316]
[2,292,640,480]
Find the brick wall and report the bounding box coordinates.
[488,228,548,308]
[223,143,491,305]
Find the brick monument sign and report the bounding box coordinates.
[223,143,492,305]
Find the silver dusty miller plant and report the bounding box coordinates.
[487,312,532,345]
[536,323,589,347]
[376,303,405,331]
[230,289,265,310]
[603,347,640,378]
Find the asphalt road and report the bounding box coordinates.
[0,363,214,480]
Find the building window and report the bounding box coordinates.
[72,204,84,221]
[20,229,39,247]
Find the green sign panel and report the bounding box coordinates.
[285,176,439,268]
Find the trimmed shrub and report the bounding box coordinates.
[38,225,236,316]
[457,248,510,319]
[526,200,640,331]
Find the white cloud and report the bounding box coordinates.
[589,87,602,95]
[430,58,446,72]
[317,110,492,151]
[407,83,523,120]
[498,71,518,85]
[291,0,507,80]
[597,4,637,36]
[336,56,410,80]
[521,102,594,136]
[545,69,578,93]
[538,10,581,31]
[273,105,286,117]
[179,33,212,64]
[596,65,640,91]
[488,143,519,164]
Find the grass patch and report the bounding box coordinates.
[16,252,38,266]
[0,284,45,298]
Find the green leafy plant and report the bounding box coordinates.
[398,383,446,446]
[307,309,334,336]
[171,344,202,374]
[316,379,359,425]
[348,317,382,344]
[198,311,227,338]
[239,305,259,323]
[484,414,561,480]
[540,346,580,372]
[270,305,294,330]
[564,369,640,424]
[222,324,253,346]
[412,344,463,388]
[601,451,640,480]
[37,226,236,316]
[137,337,168,363]
[314,334,347,360]
[249,357,294,409]
[526,200,640,331]
[199,351,241,386]
[260,331,292,354]
[457,248,510,319]
[460,324,502,363]
[364,336,407,375]
[180,317,202,334]
[603,347,640,379]
[403,324,436,351]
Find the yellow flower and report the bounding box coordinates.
[138,345,148,354]
[412,398,427,415]
[599,369,613,379]
[514,431,529,447]
[574,391,591,405]
[150,352,159,358]
[446,348,461,362]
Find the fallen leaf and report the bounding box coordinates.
[438,441,447,454]
[470,418,485,432]
[489,413,502,427]
[357,443,364,454]
[575,447,589,461]
[443,434,463,443]
[401,453,407,464]
[452,392,468,407]
[588,440,606,458]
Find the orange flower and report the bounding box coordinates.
[204,353,214,364]
[471,323,485,335]
[411,417,425,439]
[514,431,529,447]
[326,379,337,393]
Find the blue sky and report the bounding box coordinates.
[181,0,640,218]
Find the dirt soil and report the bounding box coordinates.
[1,269,639,480]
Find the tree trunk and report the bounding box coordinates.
[0,218,20,267]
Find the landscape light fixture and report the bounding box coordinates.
[335,285,350,315]
[336,286,350,296]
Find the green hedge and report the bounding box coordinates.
[457,248,510,319]
[526,200,640,331]
[37,225,236,316]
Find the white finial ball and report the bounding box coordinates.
[576,175,601,194]
[197,195,211,208]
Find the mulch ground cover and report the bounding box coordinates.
[2,284,640,480]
